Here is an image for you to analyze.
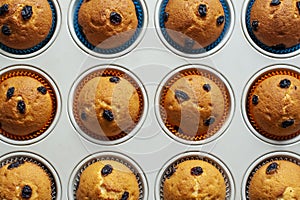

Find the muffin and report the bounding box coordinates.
[162,0,226,50]
[163,159,226,199]
[160,69,231,141]
[247,70,300,140]
[0,70,57,140]
[0,160,52,199]
[0,0,53,50]
[76,160,140,200]
[248,0,300,50]
[77,0,138,49]
[73,70,143,140]
[248,160,300,199]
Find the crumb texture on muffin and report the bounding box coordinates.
[0,161,52,200]
[249,160,300,199]
[247,73,300,139]
[164,0,225,49]
[0,0,53,49]
[163,159,226,200]
[249,0,300,49]
[162,73,228,139]
[76,75,141,138]
[0,76,53,136]
[76,160,140,200]
[78,0,138,49]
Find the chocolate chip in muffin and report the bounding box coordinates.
[281,119,294,128]
[198,4,207,17]
[279,79,291,88]
[121,191,129,200]
[204,117,215,126]
[21,5,33,20]
[101,164,113,176]
[21,185,32,199]
[191,166,203,176]
[110,12,122,25]
[81,112,87,120]
[252,20,259,31]
[252,95,259,105]
[17,100,26,114]
[266,162,278,174]
[103,109,114,121]
[175,90,190,103]
[2,25,11,36]
[217,16,225,25]
[163,12,169,22]
[203,84,211,92]
[6,87,15,99]
[7,160,25,170]
[109,76,120,83]
[270,0,281,6]
[0,4,9,16]
[297,1,300,13]
[37,86,47,95]
[272,43,286,50]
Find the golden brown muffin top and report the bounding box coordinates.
[249,160,300,199]
[247,74,300,139]
[76,160,140,200]
[164,0,225,49]
[162,74,228,139]
[163,159,226,200]
[0,76,54,137]
[75,75,141,138]
[0,0,53,50]
[78,0,138,49]
[250,0,300,49]
[0,161,52,200]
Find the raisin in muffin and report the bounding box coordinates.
[0,160,52,199]
[75,75,142,139]
[161,72,230,140]
[77,0,138,49]
[163,159,226,199]
[247,72,300,140]
[76,160,140,200]
[248,160,300,199]
[0,76,54,138]
[0,0,53,50]
[163,0,225,49]
[249,0,300,49]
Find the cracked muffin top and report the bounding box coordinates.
[0,0,53,50]
[163,159,226,200]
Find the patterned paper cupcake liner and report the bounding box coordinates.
[158,0,231,54]
[70,152,148,200]
[0,0,58,55]
[0,69,58,142]
[245,0,300,55]
[73,0,145,55]
[157,152,234,200]
[0,153,60,200]
[159,68,231,142]
[246,69,300,141]
[72,67,145,142]
[243,152,300,199]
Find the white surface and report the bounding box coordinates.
[1,0,300,199]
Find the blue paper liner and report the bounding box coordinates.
[0,0,57,55]
[73,0,144,55]
[159,0,231,54]
[245,0,300,54]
